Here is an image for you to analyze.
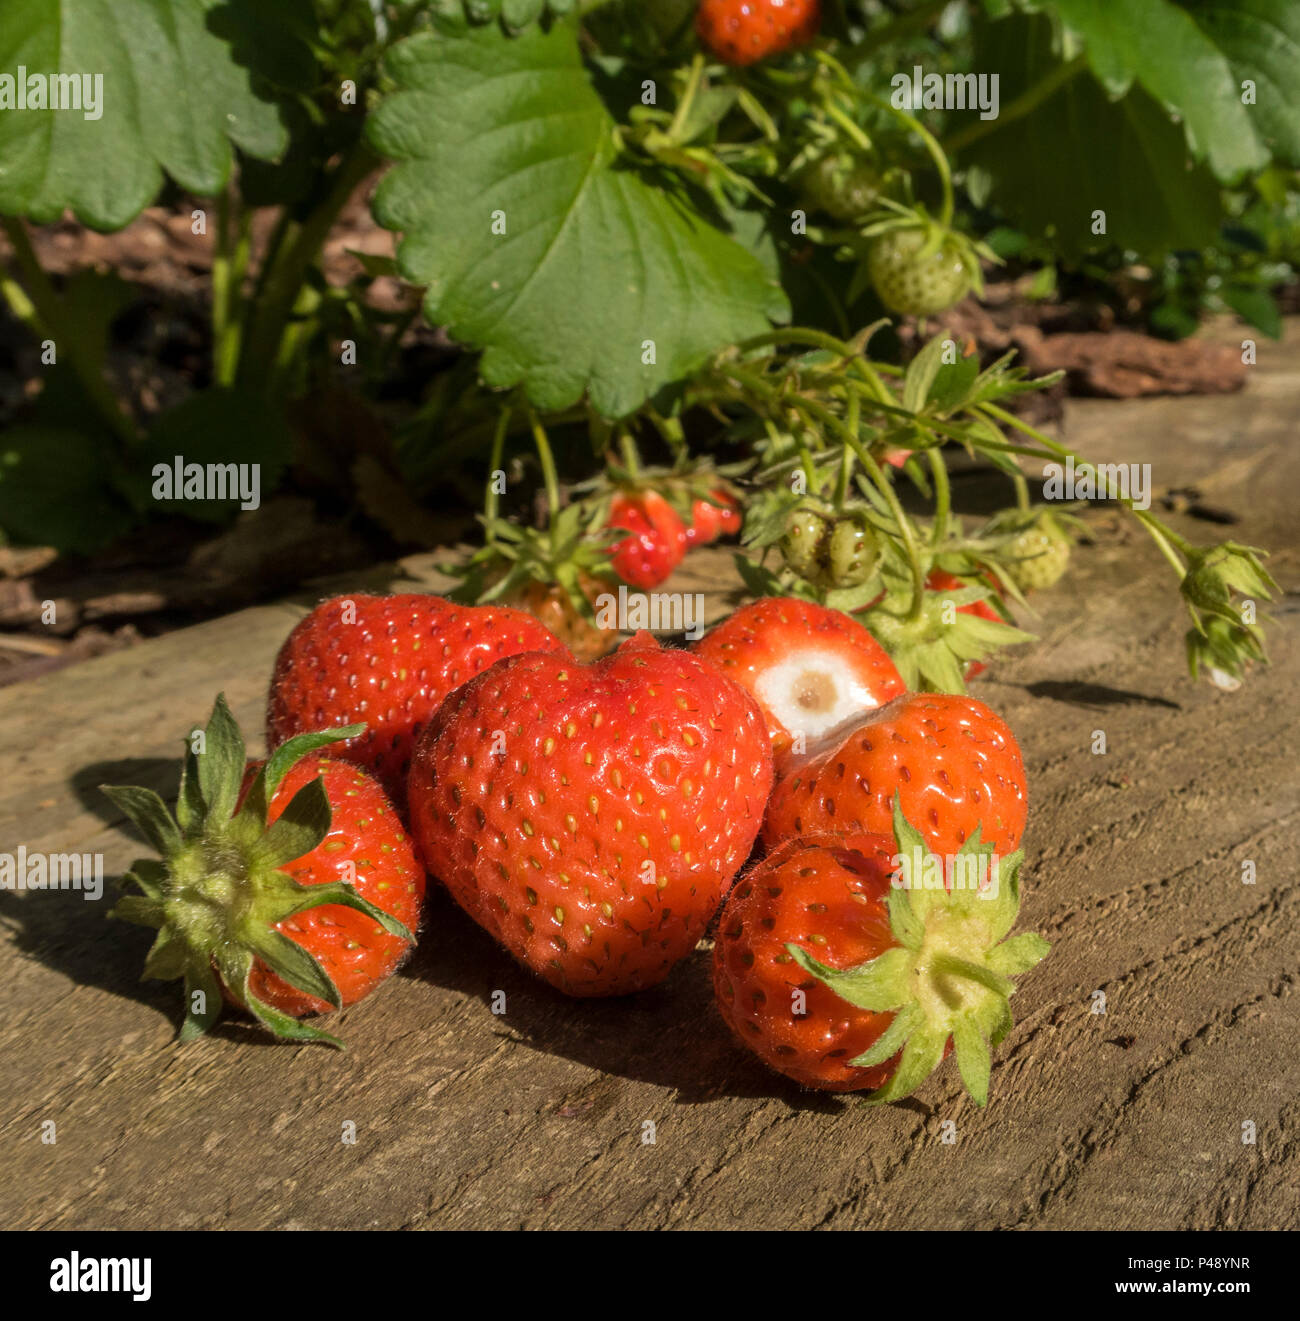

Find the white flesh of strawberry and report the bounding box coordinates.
[753,647,879,743]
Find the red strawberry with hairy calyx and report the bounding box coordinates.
[409,632,774,996]
[267,593,568,811]
[692,597,906,758]
[762,690,1027,858]
[696,0,822,67]
[103,695,423,1047]
[714,807,1049,1102]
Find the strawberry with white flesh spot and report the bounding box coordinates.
[692,597,906,758]
[102,695,422,1047]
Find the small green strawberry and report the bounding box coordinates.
[867,227,971,317]
[828,517,880,588]
[987,510,1076,594]
[802,153,882,222]
[781,504,831,580]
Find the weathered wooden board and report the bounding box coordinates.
[1,325,1296,1230]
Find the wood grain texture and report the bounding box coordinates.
[1,325,1296,1230]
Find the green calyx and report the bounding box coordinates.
[788,799,1050,1107]
[447,505,618,625]
[862,574,1034,693]
[1179,541,1277,688]
[101,695,412,1048]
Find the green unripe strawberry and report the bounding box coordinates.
[781,505,831,580]
[868,228,971,317]
[828,517,880,588]
[1004,515,1071,592]
[802,154,881,222]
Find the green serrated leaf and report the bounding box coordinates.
[969,13,1225,258]
[0,426,138,554]
[368,20,788,417]
[0,0,296,229]
[1037,0,1276,180]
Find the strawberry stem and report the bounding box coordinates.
[528,408,562,524]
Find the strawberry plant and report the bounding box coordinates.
[0,0,1293,690]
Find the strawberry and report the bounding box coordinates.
[868,227,972,317]
[267,593,567,811]
[994,511,1073,593]
[762,690,1027,858]
[685,489,743,548]
[607,490,688,588]
[409,633,774,996]
[801,152,882,222]
[102,695,422,1047]
[692,597,906,757]
[696,0,821,67]
[714,809,1049,1102]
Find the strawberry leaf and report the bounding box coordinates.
[0,0,298,230]
[968,13,1224,258]
[368,17,788,417]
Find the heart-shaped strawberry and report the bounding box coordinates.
[409,634,774,995]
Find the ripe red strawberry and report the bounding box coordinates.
[697,0,822,67]
[267,593,568,810]
[714,814,1049,1102]
[685,489,743,548]
[409,633,774,996]
[607,491,688,588]
[692,597,906,757]
[762,690,1027,857]
[103,695,423,1047]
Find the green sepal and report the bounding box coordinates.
[111,894,165,929]
[240,722,367,825]
[793,803,1051,1108]
[787,945,912,1013]
[180,962,223,1044]
[196,694,246,825]
[242,928,343,1011]
[951,1016,993,1107]
[273,880,414,944]
[243,992,346,1050]
[852,1001,922,1068]
[141,927,190,983]
[100,785,181,858]
[987,931,1051,976]
[176,746,206,835]
[120,858,168,900]
[254,777,333,868]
